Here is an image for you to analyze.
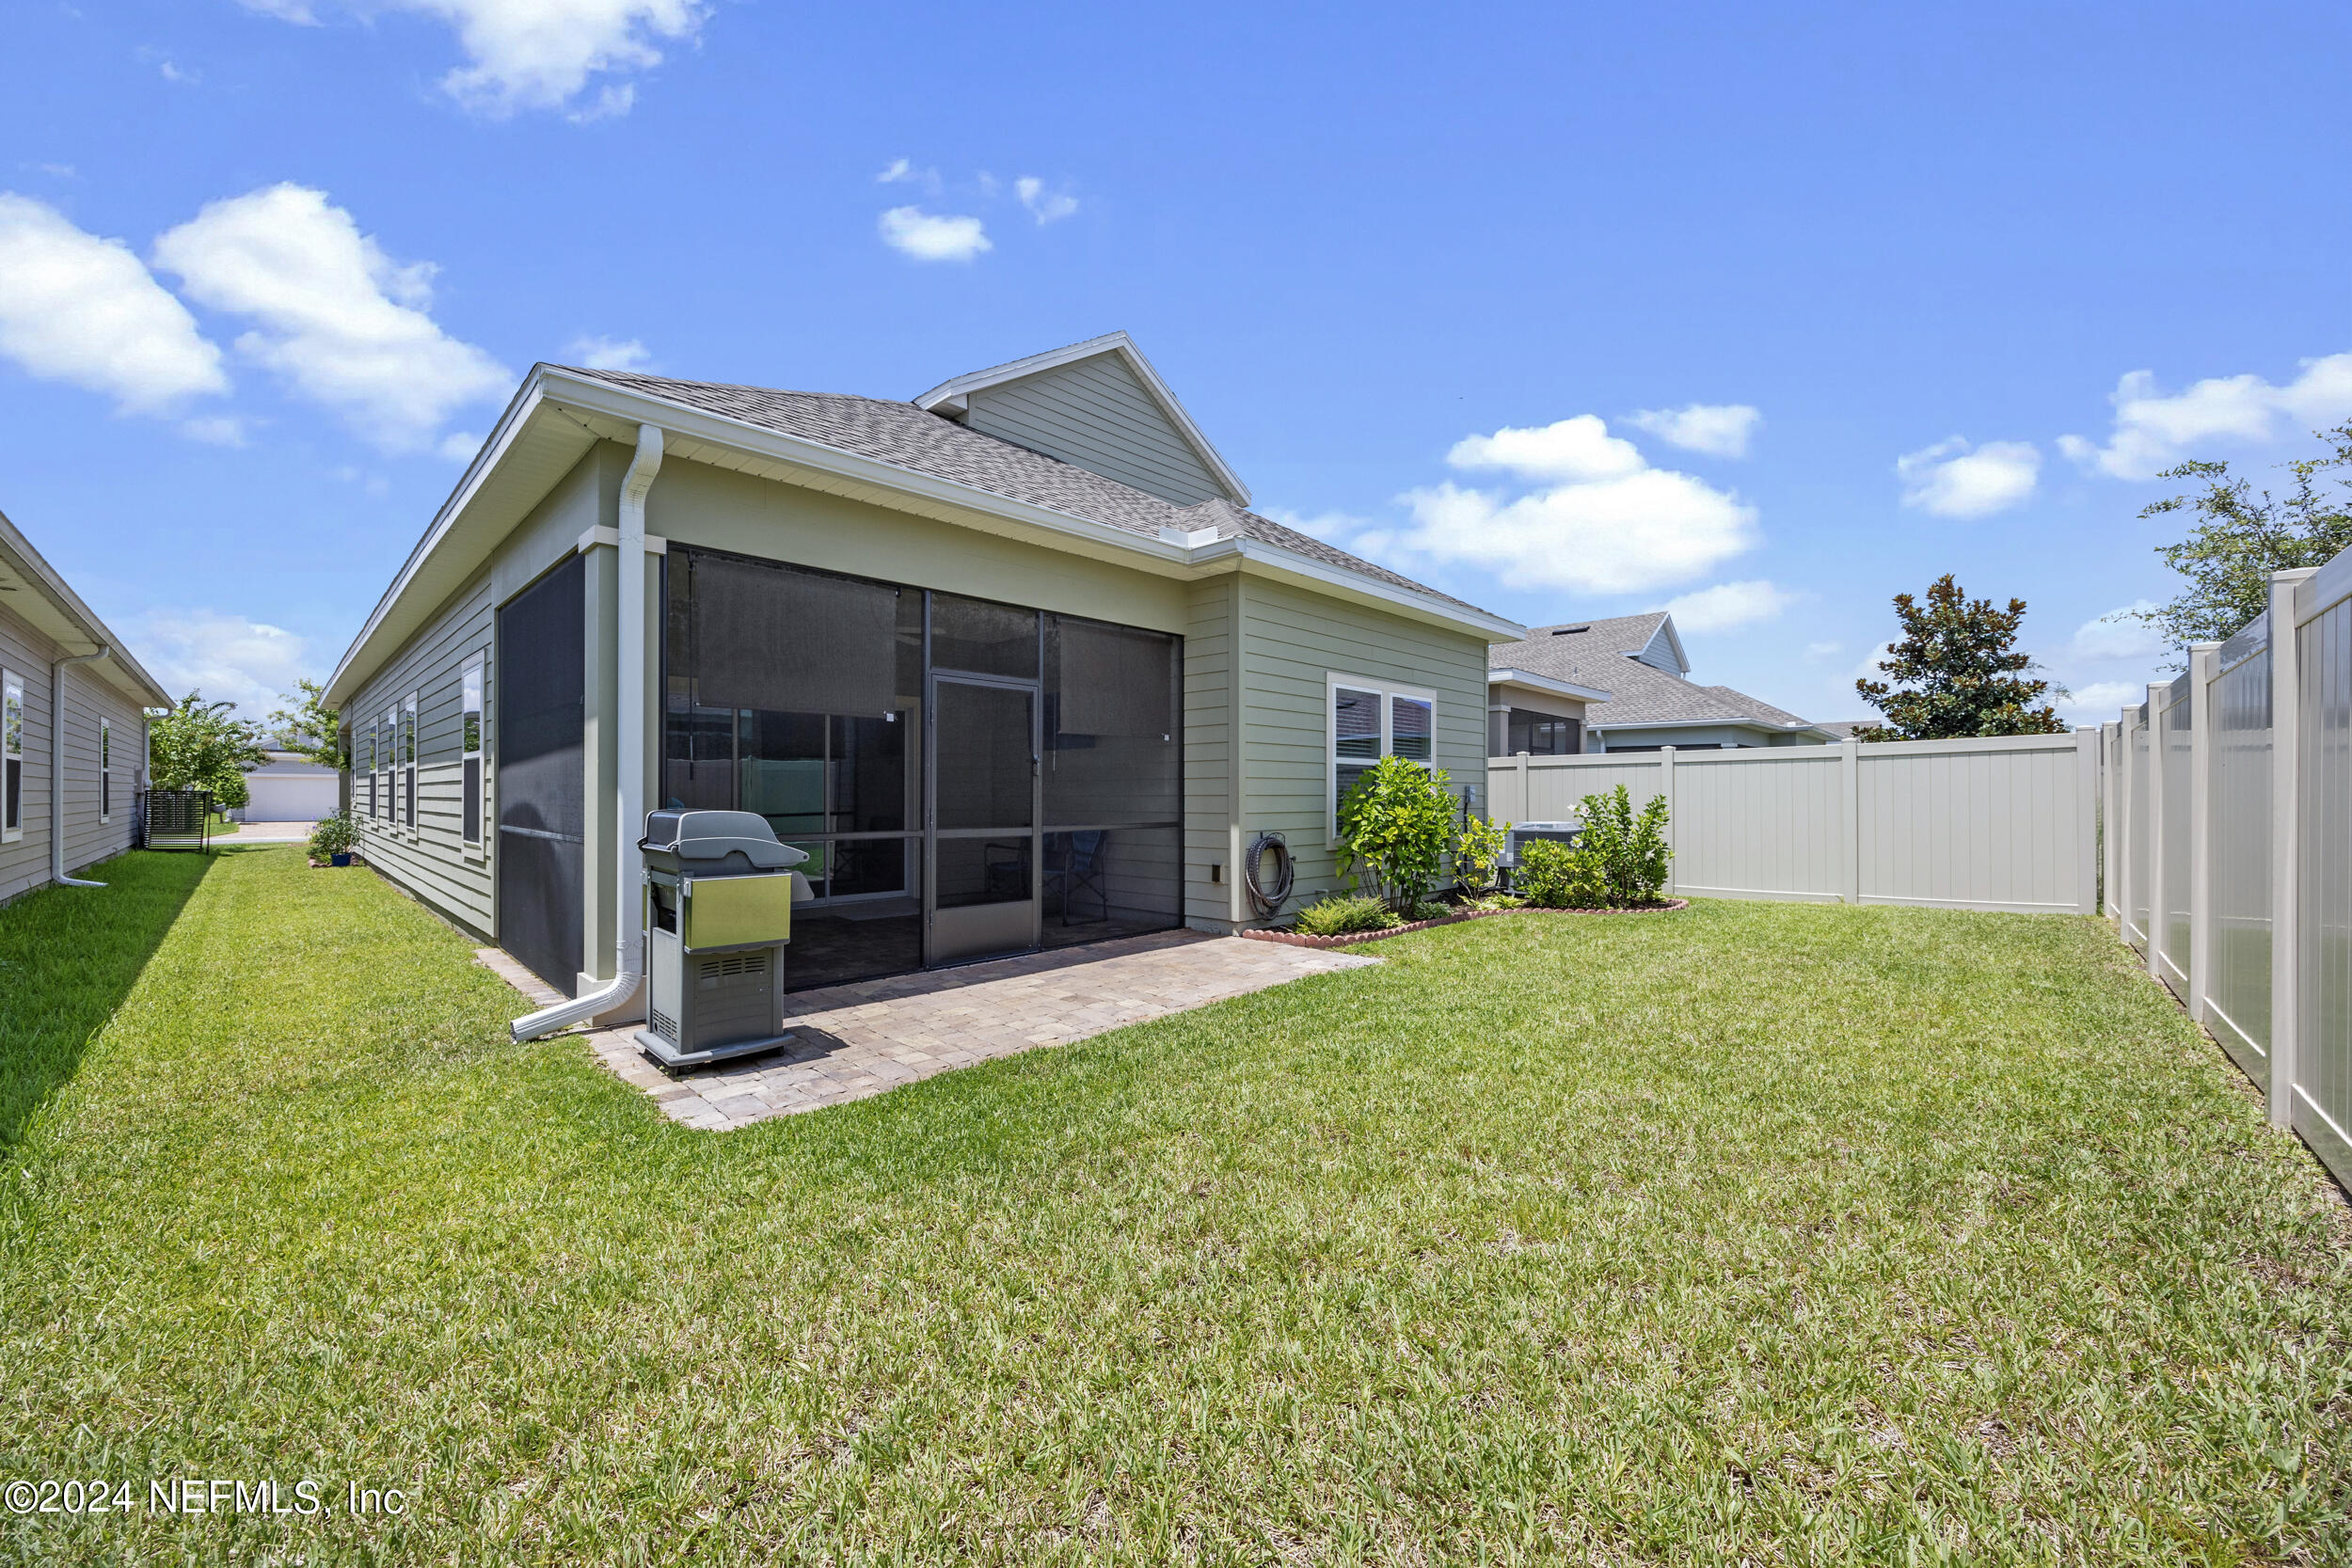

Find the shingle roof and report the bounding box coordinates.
[558,366,1502,622]
[1490,611,1820,732]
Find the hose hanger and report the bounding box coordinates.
[1242,831,1294,918]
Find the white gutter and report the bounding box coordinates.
[512,423,663,1042]
[52,646,111,888]
[1488,667,1613,703]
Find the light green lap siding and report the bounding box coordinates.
[1235,578,1490,915]
[1183,578,1239,929]
[960,356,1225,507]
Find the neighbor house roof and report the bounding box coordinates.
[562,365,1500,621]
[0,505,171,709]
[1488,612,1825,738]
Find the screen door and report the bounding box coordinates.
[927,675,1039,964]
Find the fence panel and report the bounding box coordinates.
[2157,676,2195,997]
[2127,713,2150,952]
[2207,629,2273,1082]
[1500,753,1666,824]
[1855,735,2090,912]
[1674,749,1844,902]
[2299,590,2352,1181]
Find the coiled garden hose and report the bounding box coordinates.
[1242,831,1295,917]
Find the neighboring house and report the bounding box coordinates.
[1488,611,1832,752]
[325,332,1523,1017]
[0,507,171,904]
[234,751,340,823]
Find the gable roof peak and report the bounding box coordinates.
[912,331,1248,505]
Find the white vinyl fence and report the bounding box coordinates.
[1487,730,2099,914]
[2106,552,2352,1189]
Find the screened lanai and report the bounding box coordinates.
[661,546,1184,990]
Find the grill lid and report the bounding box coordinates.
[640,809,810,871]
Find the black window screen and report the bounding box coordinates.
[931,592,1039,678]
[1042,612,1181,937]
[1507,708,1581,756]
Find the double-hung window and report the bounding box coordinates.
[1,672,22,843]
[99,718,112,822]
[461,656,485,847]
[359,727,375,818]
[1328,673,1436,835]
[379,707,395,820]
[401,693,418,829]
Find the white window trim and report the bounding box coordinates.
[380,705,396,826]
[1,669,23,845]
[1326,672,1437,846]
[99,716,112,823]
[461,654,486,856]
[401,692,418,832]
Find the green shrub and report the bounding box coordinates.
[308,811,358,860]
[1454,814,1509,894]
[1515,839,1607,909]
[1292,895,1402,936]
[1335,754,1457,911]
[1576,784,1673,904]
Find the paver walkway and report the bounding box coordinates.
[574,930,1375,1131]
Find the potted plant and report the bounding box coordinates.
[309,810,358,867]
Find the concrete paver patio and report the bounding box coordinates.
[570,930,1376,1131]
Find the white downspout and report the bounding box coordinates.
[53,645,113,888]
[513,424,663,1041]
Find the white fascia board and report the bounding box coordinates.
[911,330,1252,507]
[1188,534,1527,641]
[1487,667,1613,703]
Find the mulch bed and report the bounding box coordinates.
[1243,898,1690,948]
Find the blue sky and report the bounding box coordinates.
[3,0,2347,726]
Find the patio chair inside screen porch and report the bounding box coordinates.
[1044,830,1108,926]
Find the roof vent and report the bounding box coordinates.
[1550,625,1591,636]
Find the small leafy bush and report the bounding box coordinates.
[1293,895,1402,936]
[1454,814,1509,894]
[309,811,358,860]
[1335,754,1457,911]
[1513,787,1674,908]
[1577,784,1673,904]
[1515,839,1607,909]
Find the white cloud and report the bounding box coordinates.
[1850,643,1894,684]
[1015,176,1078,225]
[1804,641,1842,661]
[877,206,990,262]
[1896,436,2041,518]
[2058,354,2352,481]
[1446,415,1645,483]
[2066,601,2163,662]
[0,194,230,415]
[1359,414,1756,594]
[237,0,706,118]
[133,610,310,721]
[875,158,942,194]
[568,333,648,371]
[2057,679,2147,724]
[1627,403,1761,458]
[1661,579,1796,633]
[152,183,510,451]
[158,60,199,85]
[1262,508,1372,544]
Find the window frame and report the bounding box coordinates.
[461,654,485,852]
[1,670,22,844]
[379,705,395,822]
[99,716,112,823]
[401,692,418,830]
[1326,672,1437,844]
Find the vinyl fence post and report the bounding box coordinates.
[2076,726,2100,917]
[2186,643,2221,1021]
[1840,736,1861,905]
[2100,721,2122,920]
[2146,681,2169,986]
[2268,571,2311,1131]
[1659,745,1677,898]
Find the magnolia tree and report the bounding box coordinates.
[149,692,267,810]
[1854,575,2065,741]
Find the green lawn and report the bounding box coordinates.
[2,849,2348,1564]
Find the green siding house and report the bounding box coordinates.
[326,333,1522,1033]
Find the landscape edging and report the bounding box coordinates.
[1242,898,1691,949]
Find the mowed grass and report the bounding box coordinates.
[2,849,2349,1565]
